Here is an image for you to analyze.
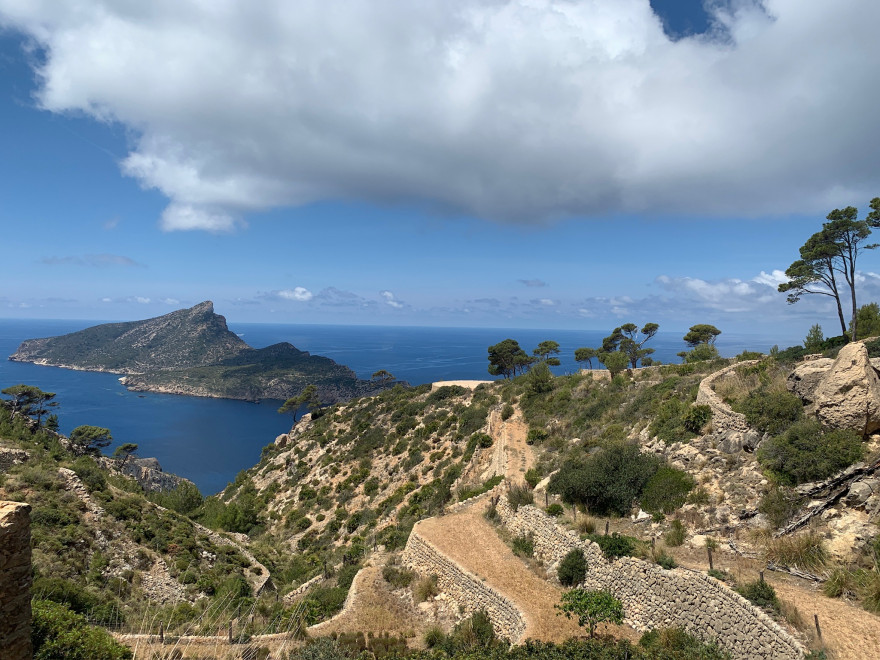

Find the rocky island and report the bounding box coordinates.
[9,301,388,402]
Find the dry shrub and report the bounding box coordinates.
[576,516,597,535]
[862,572,880,613]
[764,532,827,573]
[711,371,760,405]
[413,575,438,602]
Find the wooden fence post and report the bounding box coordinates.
[814,614,822,640]
[159,621,164,644]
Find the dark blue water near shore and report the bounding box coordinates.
[0,318,788,494]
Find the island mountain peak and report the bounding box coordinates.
[9,302,389,402]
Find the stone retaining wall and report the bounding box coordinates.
[0,447,29,473]
[695,361,758,434]
[402,529,527,642]
[496,495,803,660]
[1,501,32,660]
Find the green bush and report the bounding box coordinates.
[758,487,803,528]
[549,443,660,516]
[524,468,541,488]
[664,520,686,547]
[639,628,730,658]
[546,503,564,517]
[558,549,587,587]
[507,483,534,511]
[32,599,132,660]
[587,533,636,560]
[734,387,803,435]
[639,465,694,514]
[382,564,415,589]
[501,404,515,421]
[526,428,548,445]
[512,535,534,558]
[736,579,780,614]
[758,420,864,485]
[654,549,677,570]
[682,404,711,433]
[71,457,107,492]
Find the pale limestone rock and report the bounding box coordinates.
[787,357,834,404]
[809,343,880,434]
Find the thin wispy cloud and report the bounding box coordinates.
[519,279,547,288]
[40,254,145,268]
[4,1,879,231]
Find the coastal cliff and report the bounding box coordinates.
[9,301,388,402]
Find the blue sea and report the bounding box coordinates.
[0,319,790,494]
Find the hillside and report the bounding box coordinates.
[9,301,384,402]
[6,345,880,659]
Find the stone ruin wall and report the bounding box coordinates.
[402,529,527,642]
[1,501,32,660]
[695,361,759,434]
[495,495,803,660]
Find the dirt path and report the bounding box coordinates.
[483,406,535,483]
[418,499,639,643]
[673,547,880,660]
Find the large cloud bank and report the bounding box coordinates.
[2,0,880,230]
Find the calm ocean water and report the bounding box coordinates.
[0,319,788,494]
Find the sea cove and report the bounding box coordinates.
[1,318,795,493]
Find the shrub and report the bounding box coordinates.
[558,549,588,587]
[587,533,636,560]
[424,626,446,648]
[764,532,827,572]
[576,517,596,534]
[758,420,864,485]
[736,579,780,614]
[683,404,712,433]
[512,535,534,558]
[758,486,803,528]
[71,457,107,492]
[546,503,564,517]
[524,468,541,488]
[654,549,677,570]
[526,428,548,445]
[507,482,534,512]
[639,628,729,658]
[707,568,731,582]
[735,387,803,435]
[501,404,514,421]
[32,599,132,660]
[549,443,661,516]
[640,465,694,514]
[664,520,686,547]
[382,564,415,589]
[413,575,438,602]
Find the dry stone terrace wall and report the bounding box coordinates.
[402,528,527,642]
[496,495,803,660]
[1,501,32,660]
[695,361,759,434]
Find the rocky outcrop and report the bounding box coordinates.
[0,501,32,660]
[790,342,880,434]
[0,447,29,473]
[97,456,193,492]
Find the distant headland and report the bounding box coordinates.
[8,301,391,402]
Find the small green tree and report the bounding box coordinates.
[1,384,55,424]
[533,340,561,366]
[803,323,825,352]
[598,350,629,377]
[278,384,319,424]
[683,324,721,347]
[69,426,113,456]
[113,443,139,469]
[851,303,880,340]
[555,588,624,638]
[371,369,395,387]
[487,339,530,378]
[574,347,597,370]
[619,322,659,369]
[526,361,553,393]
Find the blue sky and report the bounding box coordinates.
[2,1,880,342]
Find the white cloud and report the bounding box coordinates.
[278,287,313,302]
[381,290,404,309]
[134,296,151,304]
[3,1,880,230]
[160,297,180,305]
[752,270,789,288]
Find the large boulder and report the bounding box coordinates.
[808,343,880,435]
[787,357,834,404]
